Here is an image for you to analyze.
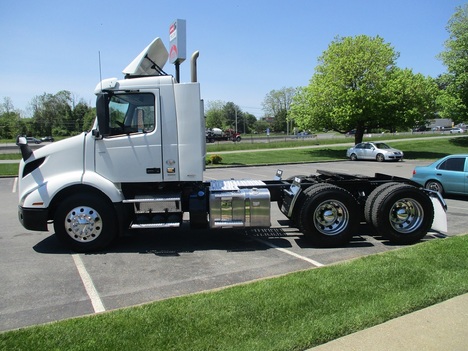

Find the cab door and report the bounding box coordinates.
[95,91,163,183]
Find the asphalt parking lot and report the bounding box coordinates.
[1,160,467,332]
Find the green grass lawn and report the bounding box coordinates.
[1,235,467,350]
[0,163,19,177]
[207,136,468,166]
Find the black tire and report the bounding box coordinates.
[350,153,358,161]
[299,184,359,247]
[293,183,333,227]
[425,180,444,196]
[53,194,116,252]
[364,182,401,225]
[376,153,385,162]
[371,184,434,245]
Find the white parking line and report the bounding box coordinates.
[72,254,106,313]
[252,237,324,267]
[12,177,17,193]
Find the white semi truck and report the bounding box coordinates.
[16,37,447,252]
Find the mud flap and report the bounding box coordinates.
[430,196,448,234]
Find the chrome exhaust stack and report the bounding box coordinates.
[191,51,199,83]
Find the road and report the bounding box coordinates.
[1,160,467,332]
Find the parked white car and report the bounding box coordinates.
[346,142,404,162]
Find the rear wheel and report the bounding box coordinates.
[299,184,358,247]
[364,182,401,224]
[54,194,116,252]
[425,180,444,195]
[371,184,434,245]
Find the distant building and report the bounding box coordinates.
[428,118,453,130]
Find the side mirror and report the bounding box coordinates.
[96,93,110,137]
[16,136,27,146]
[16,135,33,161]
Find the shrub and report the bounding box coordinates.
[207,154,223,164]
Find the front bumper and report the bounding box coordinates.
[387,155,403,160]
[18,206,49,231]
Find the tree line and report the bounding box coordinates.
[0,92,95,140]
[1,5,467,143]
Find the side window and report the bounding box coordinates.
[438,157,466,172]
[108,93,155,136]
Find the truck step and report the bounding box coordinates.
[124,194,182,214]
[212,220,245,227]
[123,194,181,203]
[130,222,181,229]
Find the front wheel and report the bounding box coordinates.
[370,184,434,245]
[376,153,385,162]
[299,184,359,247]
[54,194,116,252]
[350,153,358,161]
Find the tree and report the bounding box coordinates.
[438,4,468,121]
[72,100,92,132]
[262,87,297,133]
[0,97,21,139]
[253,119,270,134]
[82,108,97,131]
[291,35,399,143]
[30,90,72,136]
[223,102,242,132]
[380,68,439,131]
[205,100,227,129]
[243,112,257,134]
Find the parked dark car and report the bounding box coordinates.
[411,154,468,196]
[412,126,427,132]
[26,137,42,144]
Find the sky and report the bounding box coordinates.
[0,0,466,118]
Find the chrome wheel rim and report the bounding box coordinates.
[388,198,424,234]
[313,200,349,236]
[427,181,443,194]
[64,206,102,242]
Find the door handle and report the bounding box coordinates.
[146,168,161,174]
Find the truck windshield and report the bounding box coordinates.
[108,93,155,136]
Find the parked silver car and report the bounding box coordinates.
[346,142,404,162]
[450,128,465,134]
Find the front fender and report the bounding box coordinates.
[20,171,84,208]
[81,171,124,202]
[20,171,124,209]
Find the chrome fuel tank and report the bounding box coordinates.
[209,180,270,228]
